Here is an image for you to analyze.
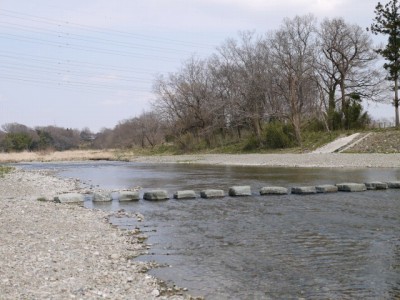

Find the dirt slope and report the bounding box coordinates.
[345,130,400,153]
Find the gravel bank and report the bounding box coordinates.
[131,153,400,168]
[0,169,191,300]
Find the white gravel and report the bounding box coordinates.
[131,153,400,168]
[0,169,192,300]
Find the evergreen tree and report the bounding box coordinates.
[370,0,400,127]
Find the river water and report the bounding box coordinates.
[20,162,400,299]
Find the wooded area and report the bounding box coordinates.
[2,11,399,153]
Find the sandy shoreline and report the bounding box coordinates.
[0,169,191,300]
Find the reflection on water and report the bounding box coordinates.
[19,162,400,299]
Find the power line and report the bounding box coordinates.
[0,74,153,95]
[0,60,156,83]
[0,21,210,56]
[0,8,211,100]
[0,33,182,62]
[0,9,217,49]
[0,52,167,75]
[0,67,151,90]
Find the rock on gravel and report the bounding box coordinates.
[54,192,85,203]
[0,169,190,300]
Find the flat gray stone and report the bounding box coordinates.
[316,185,338,193]
[291,186,317,195]
[118,191,140,201]
[336,183,366,192]
[200,189,225,199]
[228,186,251,197]
[365,182,388,190]
[93,192,112,202]
[387,181,400,188]
[173,190,196,199]
[143,190,169,201]
[259,187,288,195]
[54,193,85,203]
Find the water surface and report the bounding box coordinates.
[19,162,400,299]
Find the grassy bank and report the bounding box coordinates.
[0,129,398,163]
[0,149,119,163]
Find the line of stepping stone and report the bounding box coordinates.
[53,181,400,203]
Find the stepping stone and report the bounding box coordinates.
[54,193,84,203]
[200,189,224,199]
[118,191,140,201]
[387,181,400,188]
[93,192,112,202]
[291,186,317,195]
[228,186,251,197]
[336,183,366,192]
[365,182,388,190]
[173,190,196,199]
[143,190,169,201]
[259,187,288,195]
[316,185,338,193]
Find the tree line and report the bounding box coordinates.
[0,123,94,152]
[3,5,400,153]
[150,15,385,150]
[96,13,396,152]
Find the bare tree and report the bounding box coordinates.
[318,18,381,128]
[270,15,319,144]
[153,56,220,148]
[93,128,114,149]
[215,31,271,140]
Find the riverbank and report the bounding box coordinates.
[130,153,400,168]
[2,150,400,168]
[0,168,191,300]
[0,149,117,163]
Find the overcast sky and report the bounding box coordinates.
[0,0,394,132]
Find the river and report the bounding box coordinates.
[19,161,400,299]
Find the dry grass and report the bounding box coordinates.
[0,149,122,163]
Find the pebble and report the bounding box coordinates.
[0,169,190,300]
[151,289,160,297]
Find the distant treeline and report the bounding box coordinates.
[1,15,395,153]
[0,123,95,152]
[100,15,387,152]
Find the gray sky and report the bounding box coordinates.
[0,0,393,132]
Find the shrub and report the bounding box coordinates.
[264,122,294,149]
[242,135,260,151]
[0,165,13,177]
[2,132,33,152]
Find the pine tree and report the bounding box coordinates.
[370,0,400,127]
